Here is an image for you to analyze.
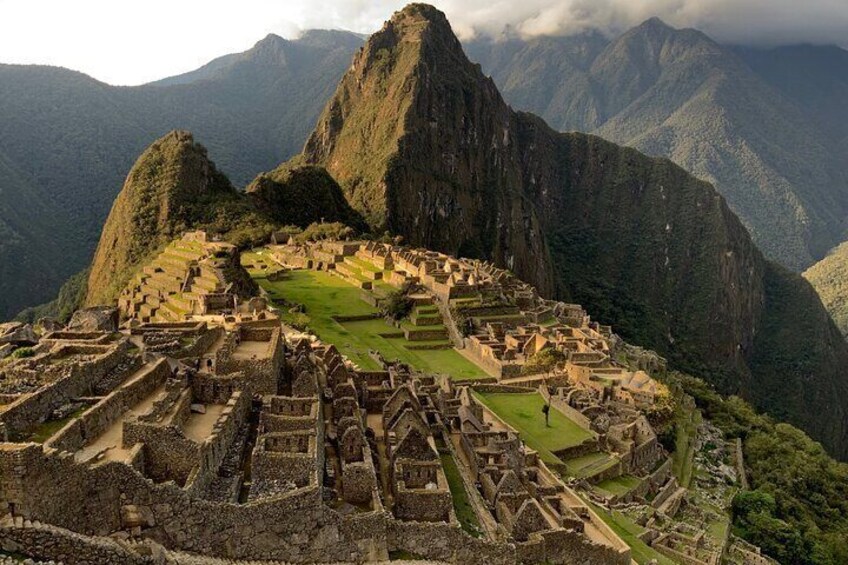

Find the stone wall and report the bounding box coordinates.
[216,326,283,395]
[179,326,223,359]
[46,359,170,453]
[123,418,199,486]
[0,443,386,562]
[540,385,592,430]
[0,342,130,437]
[0,437,633,564]
[0,516,150,565]
[185,392,250,496]
[252,431,320,489]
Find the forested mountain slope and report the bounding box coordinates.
[466,22,848,271]
[0,30,361,317]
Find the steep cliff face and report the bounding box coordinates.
[85,131,240,306]
[301,4,848,458]
[466,21,848,272]
[304,4,555,294]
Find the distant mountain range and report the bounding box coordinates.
[3,17,848,323]
[0,30,363,318]
[465,20,848,272]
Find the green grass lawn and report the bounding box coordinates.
[587,502,677,565]
[28,406,87,443]
[473,392,594,464]
[257,270,485,379]
[440,452,482,537]
[596,475,642,497]
[565,451,619,479]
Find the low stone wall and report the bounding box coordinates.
[179,326,223,359]
[0,516,149,565]
[605,457,673,505]
[185,392,250,495]
[553,438,601,462]
[0,342,130,437]
[123,418,200,486]
[46,359,171,453]
[472,384,536,394]
[386,519,514,565]
[651,468,679,509]
[192,371,248,404]
[332,314,381,323]
[462,338,506,379]
[404,328,449,341]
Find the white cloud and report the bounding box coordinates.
[0,0,845,85]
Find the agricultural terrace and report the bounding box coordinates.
[472,391,594,465]
[250,265,486,380]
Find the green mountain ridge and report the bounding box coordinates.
[0,30,363,318]
[83,131,361,307]
[5,18,848,324]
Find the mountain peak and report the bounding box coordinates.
[637,16,673,33]
[85,130,236,306]
[256,32,286,45]
[391,3,450,27]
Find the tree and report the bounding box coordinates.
[381,289,413,321]
[523,348,566,375]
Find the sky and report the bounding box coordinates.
[1,0,847,86]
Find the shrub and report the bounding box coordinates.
[522,348,566,375]
[381,289,413,321]
[10,347,35,359]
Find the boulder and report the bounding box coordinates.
[68,306,119,332]
[0,322,37,346]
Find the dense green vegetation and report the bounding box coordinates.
[84,131,252,305]
[665,372,848,564]
[246,161,367,232]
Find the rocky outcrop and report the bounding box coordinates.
[302,4,848,458]
[0,322,37,346]
[303,4,555,295]
[67,306,119,333]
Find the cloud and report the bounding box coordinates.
[405,0,848,47]
[0,0,845,85]
[279,0,848,48]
